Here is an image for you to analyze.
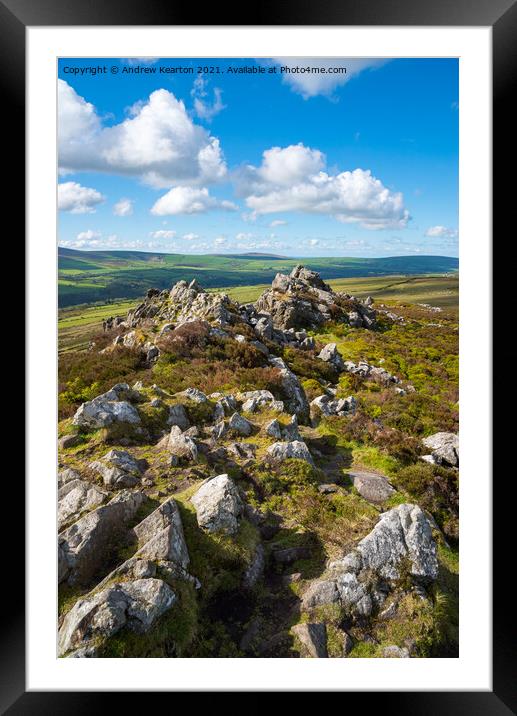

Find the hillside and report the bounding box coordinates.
[58,265,459,659]
[58,247,459,307]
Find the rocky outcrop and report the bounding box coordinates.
[342,360,399,385]
[167,425,198,465]
[349,470,396,504]
[318,343,345,371]
[133,497,190,568]
[58,578,176,657]
[167,404,190,431]
[73,384,142,430]
[191,474,243,535]
[292,622,328,658]
[310,394,357,419]
[89,449,143,488]
[227,412,253,437]
[302,504,438,615]
[421,432,459,468]
[254,265,376,331]
[59,490,146,586]
[266,440,314,466]
[58,480,108,530]
[269,356,309,422]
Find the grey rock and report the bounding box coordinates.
[383,645,410,658]
[58,467,82,488]
[167,404,190,431]
[191,474,243,535]
[176,387,207,403]
[422,432,459,468]
[318,343,345,371]
[268,357,309,422]
[349,470,396,504]
[58,490,146,585]
[58,578,176,656]
[89,449,143,488]
[167,425,198,464]
[302,579,340,609]
[133,497,189,568]
[227,412,253,437]
[266,440,314,466]
[226,442,256,461]
[58,479,108,530]
[292,623,328,658]
[243,544,265,588]
[265,418,282,439]
[58,434,82,450]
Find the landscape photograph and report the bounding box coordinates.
[57,57,459,659]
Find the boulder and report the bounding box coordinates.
[191,474,243,535]
[176,387,207,404]
[310,394,356,418]
[227,412,253,437]
[133,497,190,568]
[243,544,265,588]
[268,357,309,422]
[383,645,410,658]
[167,404,190,431]
[349,470,396,504]
[317,343,345,371]
[58,434,82,450]
[422,432,459,468]
[265,419,282,439]
[89,449,143,488]
[72,385,142,430]
[58,490,146,585]
[167,425,198,464]
[58,479,108,530]
[58,578,176,657]
[292,623,328,658]
[266,440,314,466]
[58,467,82,488]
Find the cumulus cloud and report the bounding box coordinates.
[237,143,409,230]
[151,186,237,216]
[191,76,226,121]
[269,219,287,227]
[76,229,102,242]
[58,80,227,187]
[270,58,387,99]
[182,233,200,241]
[113,198,134,216]
[425,225,458,238]
[58,181,105,214]
[149,230,176,239]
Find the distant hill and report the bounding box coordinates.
[58,247,458,308]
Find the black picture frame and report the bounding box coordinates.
[7,0,514,710]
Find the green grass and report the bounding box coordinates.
[58,247,458,307]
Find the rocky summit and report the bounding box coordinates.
[58,265,459,658]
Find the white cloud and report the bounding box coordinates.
[269,219,287,227]
[76,229,101,242]
[237,144,409,230]
[151,186,237,216]
[191,76,226,121]
[425,225,458,238]
[149,230,176,239]
[308,238,319,246]
[214,236,227,245]
[182,233,200,241]
[58,181,105,214]
[270,58,387,99]
[236,232,253,241]
[58,81,227,187]
[113,198,134,216]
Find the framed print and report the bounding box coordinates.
[6,0,515,709]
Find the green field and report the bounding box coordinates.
[58,273,458,353]
[58,247,458,307]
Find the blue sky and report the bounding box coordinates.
[57,57,458,257]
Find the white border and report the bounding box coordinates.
[27,26,491,691]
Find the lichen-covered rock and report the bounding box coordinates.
[58,467,82,488]
[422,432,459,468]
[58,479,108,530]
[167,425,198,465]
[133,497,190,568]
[175,387,208,404]
[266,440,314,466]
[58,578,176,656]
[265,418,282,439]
[72,384,142,430]
[268,356,309,422]
[292,622,328,658]
[349,470,396,504]
[310,394,356,418]
[317,343,345,371]
[227,412,253,437]
[383,645,410,658]
[167,404,190,431]
[58,490,146,585]
[89,449,143,488]
[191,474,243,535]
